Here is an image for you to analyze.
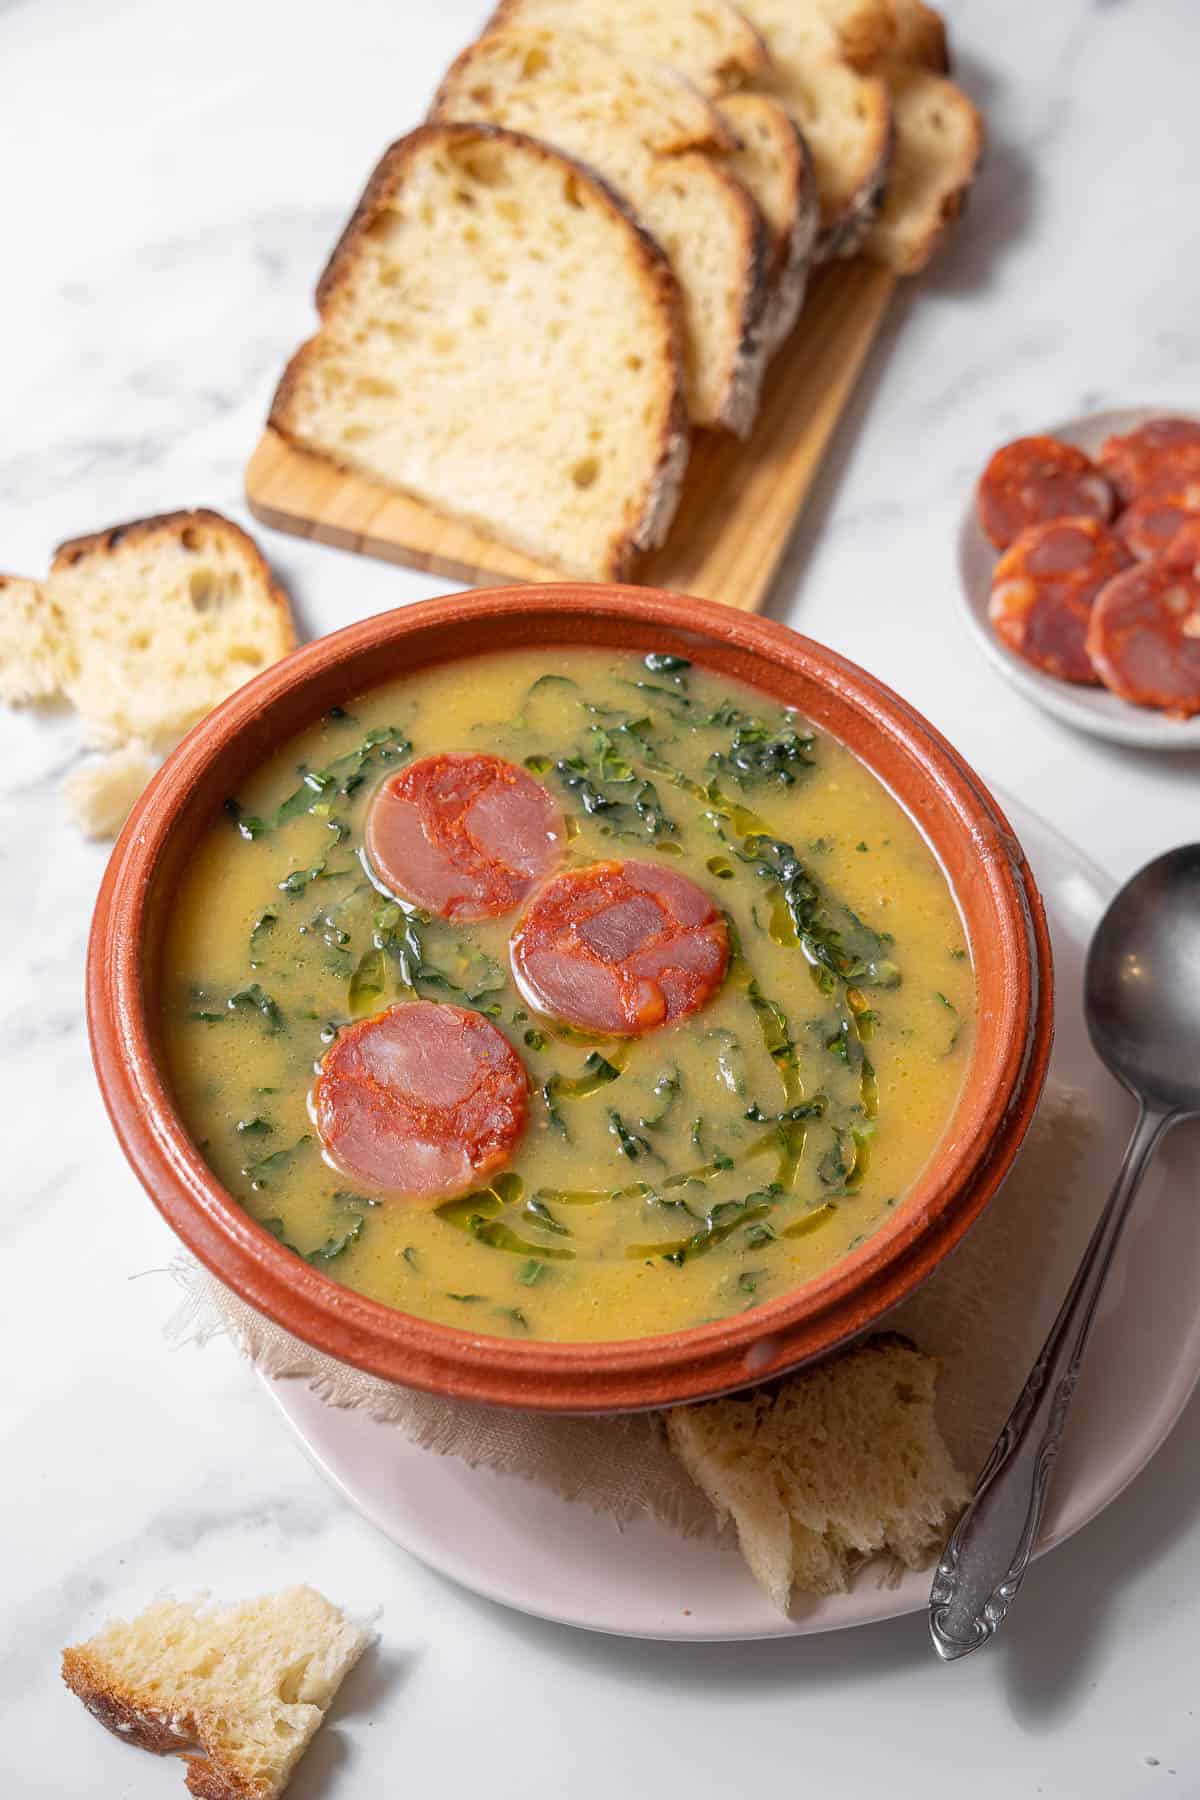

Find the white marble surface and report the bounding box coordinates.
[3,0,1200,1792]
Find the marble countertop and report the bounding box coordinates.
[4,0,1200,1792]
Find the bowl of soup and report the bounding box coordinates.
[87,584,1052,1411]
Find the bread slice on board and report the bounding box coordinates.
[431,30,768,433]
[47,510,295,751]
[666,1336,968,1610]
[485,0,770,96]
[862,62,983,272]
[716,92,819,354]
[736,1,893,258]
[889,0,951,73]
[62,1586,371,1800]
[270,124,688,582]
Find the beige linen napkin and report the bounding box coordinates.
[169,1086,1092,1538]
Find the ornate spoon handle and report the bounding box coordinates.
[929,1104,1174,1661]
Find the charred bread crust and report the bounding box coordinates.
[830,0,900,69]
[48,509,296,649]
[268,123,691,580]
[890,0,951,74]
[680,153,771,436]
[429,31,739,154]
[62,1648,201,1757]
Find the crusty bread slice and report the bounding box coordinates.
[65,741,159,840]
[62,1587,371,1800]
[717,92,818,353]
[889,0,950,73]
[48,510,296,751]
[431,31,768,432]
[486,0,770,97]
[862,61,983,273]
[737,1,893,258]
[0,573,75,704]
[270,124,688,581]
[666,1337,968,1610]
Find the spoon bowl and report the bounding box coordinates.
[1085,844,1200,1117]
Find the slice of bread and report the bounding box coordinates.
[889,0,950,73]
[62,1586,371,1800]
[431,31,768,432]
[48,510,296,751]
[666,1336,968,1610]
[65,742,159,840]
[270,124,689,582]
[486,0,771,97]
[717,92,818,354]
[737,1,894,258]
[0,573,74,704]
[862,62,983,273]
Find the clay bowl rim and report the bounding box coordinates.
[87,583,1053,1414]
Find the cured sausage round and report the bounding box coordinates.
[988,518,1132,684]
[1097,417,1200,503]
[313,1001,528,1200]
[1162,517,1200,571]
[976,436,1114,550]
[365,753,564,922]
[1086,563,1200,718]
[1114,493,1200,561]
[511,860,729,1037]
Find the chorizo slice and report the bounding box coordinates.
[976,435,1114,550]
[511,860,729,1037]
[1086,563,1200,718]
[313,1001,528,1199]
[1115,493,1200,561]
[1097,417,1200,504]
[988,518,1132,684]
[365,752,565,922]
[1162,517,1200,571]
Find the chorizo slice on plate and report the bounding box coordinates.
[365,752,565,922]
[1086,562,1200,718]
[976,435,1114,550]
[1114,493,1200,561]
[511,860,730,1037]
[313,1001,528,1200]
[1097,417,1200,504]
[988,517,1132,684]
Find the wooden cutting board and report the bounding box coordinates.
[245,259,895,614]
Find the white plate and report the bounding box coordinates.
[958,405,1200,749]
[259,796,1200,1639]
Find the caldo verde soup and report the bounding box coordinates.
[162,648,975,1343]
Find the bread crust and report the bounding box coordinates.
[815,79,894,260]
[49,508,296,652]
[719,93,819,356]
[888,0,950,73]
[62,1649,259,1798]
[270,123,691,579]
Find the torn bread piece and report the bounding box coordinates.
[62,1587,372,1800]
[431,30,768,432]
[486,0,771,96]
[717,92,819,354]
[666,1336,968,1611]
[270,124,689,580]
[65,742,160,840]
[49,510,296,752]
[862,62,983,273]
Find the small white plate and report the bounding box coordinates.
[958,405,1200,750]
[259,796,1200,1639]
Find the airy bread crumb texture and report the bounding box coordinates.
[431,31,767,432]
[65,742,160,840]
[271,124,689,581]
[0,574,75,704]
[487,0,770,97]
[61,1587,371,1800]
[50,510,295,752]
[666,1336,968,1612]
[862,61,983,272]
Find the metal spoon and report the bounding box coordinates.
[929,843,1200,1661]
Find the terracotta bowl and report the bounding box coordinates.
[88,584,1053,1413]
